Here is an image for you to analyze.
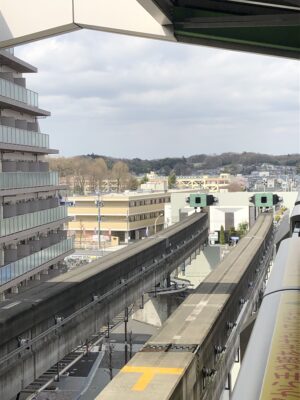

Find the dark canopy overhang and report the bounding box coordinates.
[153,0,300,58]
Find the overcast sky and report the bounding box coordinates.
[15,29,300,159]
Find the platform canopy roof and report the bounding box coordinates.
[152,0,300,59]
[0,0,299,59]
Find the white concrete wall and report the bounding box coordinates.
[170,191,298,232]
[210,206,249,232]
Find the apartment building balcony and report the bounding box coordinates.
[0,78,49,116]
[0,77,38,107]
[0,171,59,191]
[0,50,37,73]
[0,237,74,288]
[0,206,68,237]
[1,160,49,172]
[0,124,58,154]
[3,198,58,218]
[0,124,49,147]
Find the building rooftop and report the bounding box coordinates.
[70,192,170,201]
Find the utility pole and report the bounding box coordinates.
[96,190,104,253]
[124,307,128,364]
[129,330,133,360]
[108,342,114,381]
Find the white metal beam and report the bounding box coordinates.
[0,0,175,49]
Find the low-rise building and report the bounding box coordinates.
[140,171,168,191]
[176,173,232,192]
[67,192,170,247]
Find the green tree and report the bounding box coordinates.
[228,226,237,239]
[237,222,248,238]
[140,175,149,184]
[219,225,225,245]
[168,172,177,189]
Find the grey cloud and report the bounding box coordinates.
[15,29,300,158]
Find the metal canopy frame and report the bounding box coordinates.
[0,0,298,59]
[153,0,300,58]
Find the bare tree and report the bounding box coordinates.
[89,158,108,193]
[112,161,129,192]
[72,157,90,195]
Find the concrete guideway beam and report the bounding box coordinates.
[0,0,175,49]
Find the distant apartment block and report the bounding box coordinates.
[0,49,73,298]
[140,171,168,191]
[176,173,232,192]
[59,176,120,194]
[67,192,170,246]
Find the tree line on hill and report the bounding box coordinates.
[85,152,300,176]
[48,152,300,194]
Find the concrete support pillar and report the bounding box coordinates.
[124,231,129,244]
[0,292,5,301]
[34,273,41,281]
[41,269,49,275]
[166,273,171,288]
[11,286,19,294]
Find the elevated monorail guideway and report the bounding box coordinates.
[0,0,299,59]
[0,213,209,400]
[98,213,274,400]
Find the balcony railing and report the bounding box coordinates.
[0,206,68,237]
[0,77,38,107]
[0,125,49,148]
[0,238,73,285]
[0,172,59,190]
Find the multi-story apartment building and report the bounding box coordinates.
[0,49,73,299]
[67,192,170,246]
[176,173,232,191]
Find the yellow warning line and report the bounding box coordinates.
[259,291,300,400]
[121,365,184,391]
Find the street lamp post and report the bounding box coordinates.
[154,212,164,234]
[96,190,103,252]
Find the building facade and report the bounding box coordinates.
[140,171,168,191]
[0,49,73,298]
[176,173,232,191]
[169,190,298,242]
[67,192,170,247]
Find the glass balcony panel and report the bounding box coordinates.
[0,238,73,285]
[0,78,39,107]
[0,206,67,237]
[0,171,58,190]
